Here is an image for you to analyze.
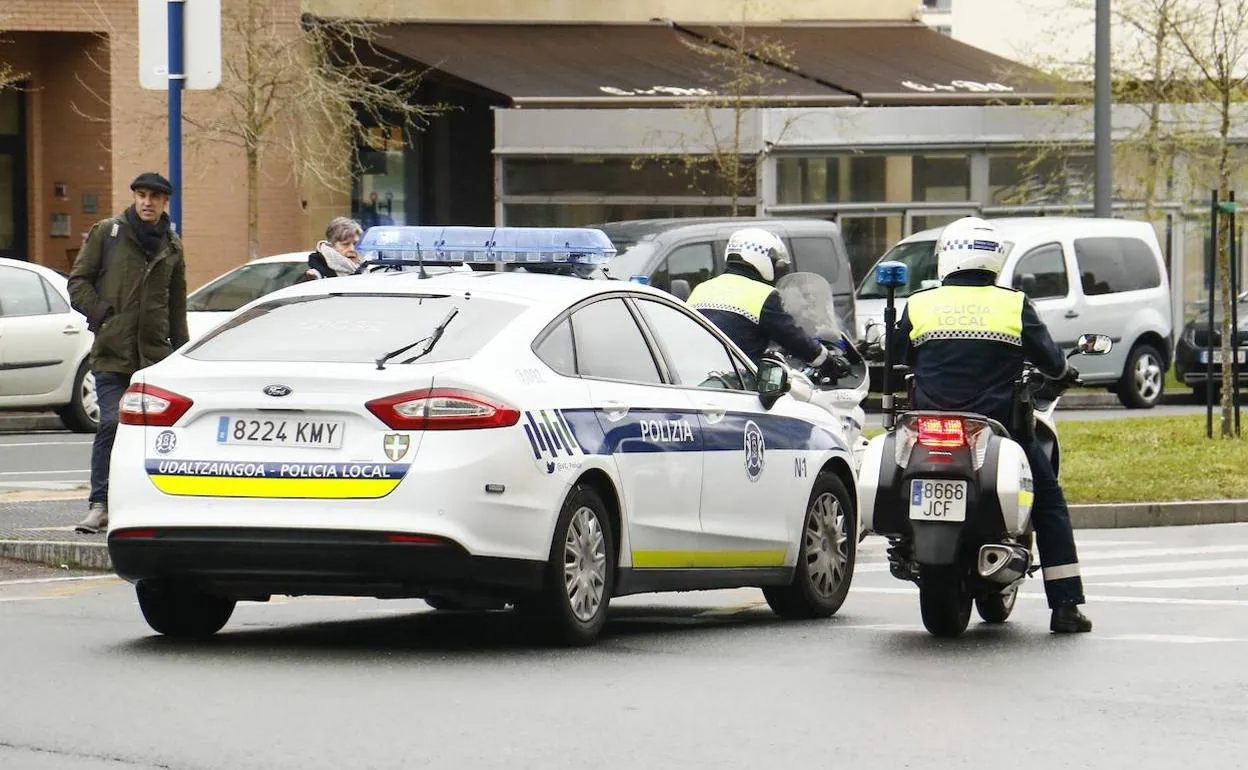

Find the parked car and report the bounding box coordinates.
[855,217,1173,409]
[1174,290,1248,401]
[593,218,858,338]
[187,252,474,340]
[0,257,97,431]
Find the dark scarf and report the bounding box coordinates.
[124,205,171,258]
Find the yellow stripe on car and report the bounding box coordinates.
[631,550,788,569]
[148,474,401,499]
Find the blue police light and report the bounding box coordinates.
[357,226,617,267]
[629,275,651,286]
[875,260,909,289]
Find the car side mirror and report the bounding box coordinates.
[1073,333,1112,356]
[1018,273,1038,296]
[757,356,790,410]
[670,278,692,301]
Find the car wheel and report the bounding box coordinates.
[1116,344,1164,409]
[518,484,615,646]
[136,581,235,638]
[57,362,99,433]
[975,584,1019,624]
[763,472,856,619]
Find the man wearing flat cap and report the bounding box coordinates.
[68,172,189,534]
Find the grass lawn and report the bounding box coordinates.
[865,416,1248,504]
[1061,416,1248,504]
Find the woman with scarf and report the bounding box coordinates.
[299,217,364,281]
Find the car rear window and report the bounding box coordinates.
[183,293,525,364]
[1072,237,1161,295]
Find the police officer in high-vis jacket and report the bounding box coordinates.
[688,228,848,378]
[892,217,1092,634]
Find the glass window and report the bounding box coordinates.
[1073,237,1162,295]
[790,236,842,285]
[353,125,410,228]
[0,89,19,136]
[841,215,904,284]
[186,261,313,313]
[652,242,715,293]
[504,203,737,228]
[635,299,751,390]
[185,294,524,364]
[571,298,661,383]
[534,318,576,376]
[0,266,51,317]
[504,156,756,198]
[855,239,939,300]
[989,152,1095,206]
[776,154,970,205]
[1012,243,1069,300]
[42,277,70,313]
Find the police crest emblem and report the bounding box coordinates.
[744,420,765,482]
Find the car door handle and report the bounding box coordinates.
[1064,310,1079,319]
[699,405,726,424]
[62,326,81,335]
[600,400,629,422]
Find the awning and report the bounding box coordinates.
[374,23,857,107]
[372,21,1060,108]
[680,22,1058,106]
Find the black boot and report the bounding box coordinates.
[1050,604,1092,633]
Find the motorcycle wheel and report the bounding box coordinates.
[919,566,972,638]
[974,584,1019,624]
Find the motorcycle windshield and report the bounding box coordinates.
[776,272,842,340]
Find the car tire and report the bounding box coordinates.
[57,362,99,433]
[1116,344,1165,409]
[518,484,616,646]
[918,565,972,638]
[763,472,856,619]
[136,581,235,638]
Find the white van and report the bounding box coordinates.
[855,217,1173,409]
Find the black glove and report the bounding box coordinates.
[86,301,114,333]
[818,351,852,381]
[1062,365,1082,387]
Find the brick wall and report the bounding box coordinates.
[3,0,318,290]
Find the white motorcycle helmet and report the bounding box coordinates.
[936,216,1008,281]
[725,227,791,283]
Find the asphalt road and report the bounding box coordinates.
[2,523,1247,769]
[0,404,1214,493]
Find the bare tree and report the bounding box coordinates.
[0,17,28,90]
[1160,0,1248,437]
[185,7,450,260]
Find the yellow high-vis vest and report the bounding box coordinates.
[906,285,1025,347]
[687,274,773,324]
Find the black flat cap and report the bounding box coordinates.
[130,172,173,195]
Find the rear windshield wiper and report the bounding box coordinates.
[374,306,460,370]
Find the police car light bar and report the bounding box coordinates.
[356,226,618,266]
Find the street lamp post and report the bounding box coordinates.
[1094,0,1112,218]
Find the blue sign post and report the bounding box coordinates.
[167,0,185,232]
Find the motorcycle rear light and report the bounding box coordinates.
[110,528,156,539]
[118,384,193,426]
[917,417,966,449]
[366,388,521,430]
[384,533,444,544]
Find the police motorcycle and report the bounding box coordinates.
[772,271,873,470]
[856,261,1112,638]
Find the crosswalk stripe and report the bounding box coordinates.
[1077,545,1248,562]
[1098,575,1248,589]
[1082,558,1248,578]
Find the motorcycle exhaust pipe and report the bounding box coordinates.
[977,543,1031,585]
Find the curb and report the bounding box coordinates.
[0,540,112,571]
[863,391,1193,412]
[4,500,1248,573]
[0,413,68,433]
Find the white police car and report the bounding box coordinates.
[106,227,861,645]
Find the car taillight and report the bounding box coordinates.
[118,384,193,426]
[365,388,520,430]
[916,417,966,449]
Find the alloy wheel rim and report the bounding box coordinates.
[805,493,848,598]
[1134,352,1163,402]
[82,372,100,424]
[563,506,607,623]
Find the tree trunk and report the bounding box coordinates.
[247,143,260,262]
[1217,96,1236,438]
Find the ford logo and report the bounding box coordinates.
[263,385,292,397]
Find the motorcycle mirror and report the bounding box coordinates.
[863,322,884,345]
[756,356,791,410]
[1074,334,1113,356]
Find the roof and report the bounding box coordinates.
[371,21,1060,108]
[594,217,842,243]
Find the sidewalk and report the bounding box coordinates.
[3,491,1247,573]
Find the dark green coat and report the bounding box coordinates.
[67,214,190,376]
